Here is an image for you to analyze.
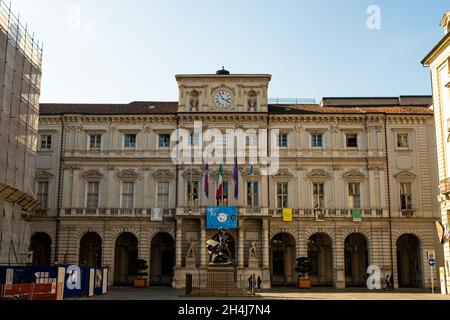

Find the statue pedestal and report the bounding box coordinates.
[190,266,248,297]
[186,257,196,268]
[248,257,259,268]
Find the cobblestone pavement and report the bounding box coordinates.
[77,286,450,300]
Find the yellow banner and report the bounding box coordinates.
[283,208,293,222]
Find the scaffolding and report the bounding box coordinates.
[0,0,43,68]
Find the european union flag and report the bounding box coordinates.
[206,207,238,229]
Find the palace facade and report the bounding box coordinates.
[422,11,450,293]
[31,70,441,289]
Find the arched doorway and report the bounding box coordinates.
[114,232,138,285]
[308,233,333,286]
[270,233,296,286]
[30,232,51,266]
[150,233,175,286]
[79,232,102,267]
[397,234,422,288]
[344,233,368,287]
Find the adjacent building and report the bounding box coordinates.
[31,69,440,289]
[0,2,43,265]
[422,11,450,293]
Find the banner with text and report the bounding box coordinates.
[206,206,238,229]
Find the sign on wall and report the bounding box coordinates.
[282,208,293,222]
[151,208,163,221]
[206,207,238,229]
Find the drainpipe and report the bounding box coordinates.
[55,113,65,262]
[384,113,395,283]
[175,115,179,211]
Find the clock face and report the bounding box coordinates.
[214,88,233,108]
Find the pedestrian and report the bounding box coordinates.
[248,275,253,292]
[384,275,390,291]
[257,276,262,290]
[389,275,394,291]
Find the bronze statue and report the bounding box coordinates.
[206,228,233,265]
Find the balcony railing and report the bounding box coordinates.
[401,209,414,217]
[269,208,387,218]
[440,177,450,195]
[60,208,176,217]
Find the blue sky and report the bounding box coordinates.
[11,0,450,103]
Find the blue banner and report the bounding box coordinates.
[206,206,238,229]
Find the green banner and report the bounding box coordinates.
[352,209,362,222]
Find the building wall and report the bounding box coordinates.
[32,106,440,289]
[0,4,42,264]
[427,16,450,293]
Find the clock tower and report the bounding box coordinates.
[175,68,271,113]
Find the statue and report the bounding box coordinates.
[186,240,197,259]
[248,240,258,267]
[185,240,197,267]
[249,241,258,259]
[206,228,234,266]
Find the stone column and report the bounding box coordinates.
[200,218,207,266]
[176,218,183,267]
[262,219,269,268]
[238,219,245,268]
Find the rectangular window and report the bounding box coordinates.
[40,135,52,150]
[86,182,99,208]
[277,182,289,208]
[348,183,361,209]
[312,133,323,147]
[157,182,169,208]
[159,134,171,148]
[313,183,324,208]
[277,134,288,148]
[124,134,136,149]
[247,181,259,207]
[186,181,199,206]
[246,135,258,146]
[397,133,409,148]
[37,181,49,209]
[400,182,412,210]
[89,134,102,151]
[188,133,200,146]
[346,134,358,148]
[217,181,229,206]
[122,182,134,208]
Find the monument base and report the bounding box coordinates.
[187,265,250,297]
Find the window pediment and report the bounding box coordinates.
[343,170,365,181]
[241,167,261,178]
[210,169,233,179]
[82,169,103,181]
[182,169,203,180]
[35,170,54,181]
[394,170,416,182]
[117,169,139,180]
[273,169,294,179]
[153,169,175,180]
[307,169,331,181]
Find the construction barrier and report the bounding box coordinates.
[0,265,108,300]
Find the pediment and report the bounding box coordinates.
[307,169,331,181]
[394,170,416,181]
[241,167,261,178]
[182,169,203,180]
[210,169,233,179]
[117,169,139,180]
[82,169,103,180]
[273,169,294,179]
[35,170,54,180]
[153,169,175,180]
[343,170,365,181]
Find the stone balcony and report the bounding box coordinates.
[175,206,269,217]
[59,207,176,218]
[269,208,387,219]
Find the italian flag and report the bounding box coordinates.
[216,163,223,201]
